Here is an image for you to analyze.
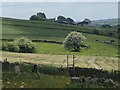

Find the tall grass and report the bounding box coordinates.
[2,63,103,88]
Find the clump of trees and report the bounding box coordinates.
[56,15,75,24]
[66,18,74,24]
[37,12,46,18]
[29,12,76,25]
[2,37,36,53]
[30,12,47,21]
[29,15,40,20]
[29,12,93,26]
[63,31,86,52]
[77,18,91,26]
[57,16,66,23]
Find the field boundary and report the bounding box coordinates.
[1,38,63,44]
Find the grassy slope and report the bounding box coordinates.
[36,42,118,57]
[1,17,119,88]
[1,17,117,41]
[1,17,118,57]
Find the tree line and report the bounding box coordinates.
[29,12,118,39]
[29,12,91,26]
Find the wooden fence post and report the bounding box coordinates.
[67,55,69,76]
[73,55,75,76]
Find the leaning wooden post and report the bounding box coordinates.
[67,55,69,76]
[73,55,75,76]
[67,55,68,69]
[73,55,75,68]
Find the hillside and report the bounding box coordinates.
[1,17,118,57]
[1,16,119,80]
[1,17,118,41]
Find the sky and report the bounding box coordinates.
[1,0,120,2]
[1,2,118,21]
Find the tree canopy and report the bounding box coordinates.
[84,18,91,23]
[63,31,86,52]
[37,12,46,18]
[30,12,46,20]
[29,15,40,20]
[15,37,36,53]
[57,16,66,22]
[66,18,74,24]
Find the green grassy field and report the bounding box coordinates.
[1,17,119,88]
[1,17,117,41]
[36,42,118,57]
[2,39,118,57]
[1,17,118,57]
[1,17,118,66]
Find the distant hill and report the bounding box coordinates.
[91,18,118,27]
[1,17,118,41]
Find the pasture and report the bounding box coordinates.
[1,17,118,57]
[1,17,117,41]
[1,17,119,88]
[36,41,118,57]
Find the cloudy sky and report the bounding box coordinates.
[1,2,118,21]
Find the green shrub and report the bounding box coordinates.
[15,37,36,53]
[2,42,9,51]
[7,42,19,52]
[2,37,36,53]
[2,42,19,52]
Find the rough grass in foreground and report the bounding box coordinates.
[2,63,106,88]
